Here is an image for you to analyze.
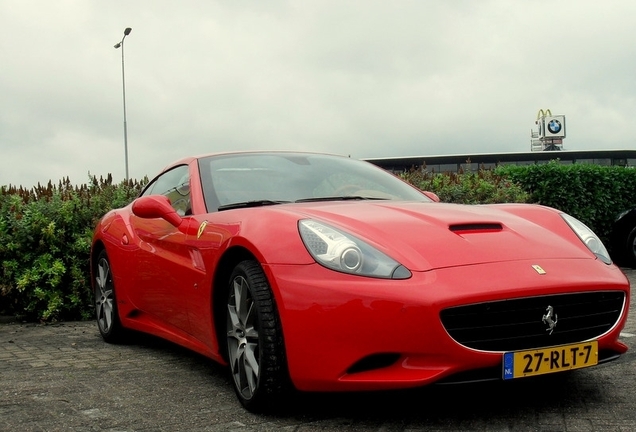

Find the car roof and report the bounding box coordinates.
[160,150,347,172]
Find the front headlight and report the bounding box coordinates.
[561,213,612,264]
[298,219,411,279]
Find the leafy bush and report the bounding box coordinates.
[0,175,146,321]
[3,161,635,322]
[401,167,530,204]
[495,161,636,243]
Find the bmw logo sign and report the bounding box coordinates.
[548,119,562,134]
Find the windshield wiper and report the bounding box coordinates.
[295,196,388,203]
[217,200,291,211]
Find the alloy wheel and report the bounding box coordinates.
[227,274,260,400]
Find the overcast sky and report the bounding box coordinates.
[2,0,636,187]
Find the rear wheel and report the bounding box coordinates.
[95,250,126,343]
[226,260,289,412]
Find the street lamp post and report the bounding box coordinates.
[114,27,132,181]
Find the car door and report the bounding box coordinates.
[129,165,195,334]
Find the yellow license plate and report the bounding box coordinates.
[503,341,598,380]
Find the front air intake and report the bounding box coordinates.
[346,353,401,374]
[440,291,625,352]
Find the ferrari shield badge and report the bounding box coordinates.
[532,264,546,275]
[197,220,209,239]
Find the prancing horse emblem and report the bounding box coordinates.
[197,220,209,239]
[542,305,558,335]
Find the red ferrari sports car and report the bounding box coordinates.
[91,151,630,412]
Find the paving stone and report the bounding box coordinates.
[1,269,635,431]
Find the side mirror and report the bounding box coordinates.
[423,191,440,202]
[132,195,183,227]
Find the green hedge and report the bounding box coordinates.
[494,161,636,243]
[2,162,635,322]
[401,162,636,244]
[401,168,530,204]
[0,176,146,321]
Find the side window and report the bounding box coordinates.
[141,165,192,216]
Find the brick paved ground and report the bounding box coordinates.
[1,270,635,431]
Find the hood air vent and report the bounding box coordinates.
[449,223,503,233]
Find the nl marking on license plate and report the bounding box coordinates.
[503,341,598,380]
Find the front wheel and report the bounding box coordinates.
[95,250,126,343]
[226,260,290,412]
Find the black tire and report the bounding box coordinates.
[94,250,127,343]
[226,260,290,412]
[625,227,636,268]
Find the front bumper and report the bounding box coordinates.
[265,258,629,392]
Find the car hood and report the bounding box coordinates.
[277,201,592,272]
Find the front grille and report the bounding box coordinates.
[440,291,625,352]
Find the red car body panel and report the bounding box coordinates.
[91,153,630,394]
[267,259,628,391]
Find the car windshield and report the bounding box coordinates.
[198,153,430,212]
